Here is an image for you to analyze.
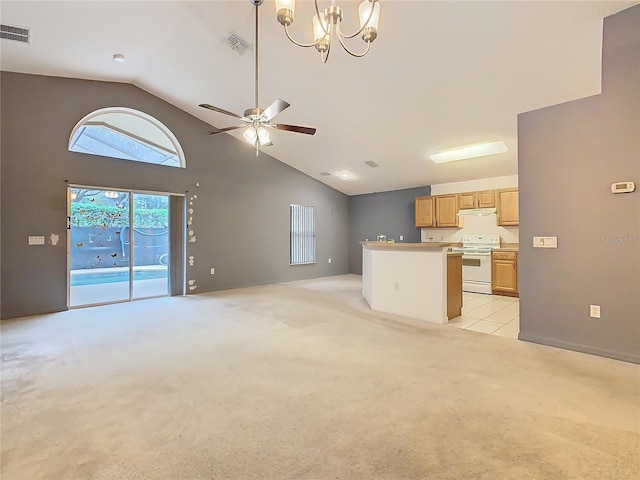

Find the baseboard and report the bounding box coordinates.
[518,333,640,364]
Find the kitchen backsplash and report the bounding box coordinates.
[420,213,519,244]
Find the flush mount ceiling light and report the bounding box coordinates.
[275,0,380,64]
[112,54,125,62]
[429,140,508,164]
[340,173,350,179]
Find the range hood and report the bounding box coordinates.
[457,207,497,216]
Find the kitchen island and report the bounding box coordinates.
[361,242,462,324]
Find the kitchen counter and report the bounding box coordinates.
[493,244,519,252]
[360,241,452,249]
[361,242,457,324]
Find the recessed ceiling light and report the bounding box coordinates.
[112,54,125,63]
[341,173,350,179]
[429,140,507,164]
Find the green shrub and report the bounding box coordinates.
[71,203,168,228]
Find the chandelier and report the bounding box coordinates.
[274,0,380,63]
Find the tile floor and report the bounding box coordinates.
[448,292,519,338]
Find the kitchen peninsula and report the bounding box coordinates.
[361,242,462,324]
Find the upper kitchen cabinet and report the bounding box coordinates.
[435,195,459,227]
[496,188,519,225]
[458,192,477,210]
[415,196,435,227]
[458,190,496,209]
[477,190,496,208]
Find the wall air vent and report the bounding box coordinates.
[1,24,30,43]
[224,32,251,54]
[365,160,379,168]
[319,171,332,176]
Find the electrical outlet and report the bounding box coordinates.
[590,304,601,318]
[394,282,400,291]
[210,268,215,275]
[399,235,404,241]
[328,258,332,263]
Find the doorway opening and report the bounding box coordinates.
[68,187,184,307]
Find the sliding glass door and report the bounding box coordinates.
[68,187,171,307]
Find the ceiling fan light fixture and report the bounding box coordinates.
[430,141,508,164]
[257,126,271,146]
[243,126,258,145]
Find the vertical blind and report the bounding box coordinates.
[290,205,316,265]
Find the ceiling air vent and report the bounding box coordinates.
[1,24,30,43]
[365,160,379,168]
[319,171,332,176]
[224,32,251,54]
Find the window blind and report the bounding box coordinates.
[290,205,316,265]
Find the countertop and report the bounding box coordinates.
[360,241,452,249]
[494,244,519,252]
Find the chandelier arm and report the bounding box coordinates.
[284,24,324,48]
[337,33,371,58]
[336,0,376,40]
[321,35,332,64]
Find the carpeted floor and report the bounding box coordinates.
[1,275,639,479]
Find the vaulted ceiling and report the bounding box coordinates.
[1,1,637,195]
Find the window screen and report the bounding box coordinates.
[290,205,316,265]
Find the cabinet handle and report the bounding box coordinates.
[513,262,516,270]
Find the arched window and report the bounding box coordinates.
[69,107,185,168]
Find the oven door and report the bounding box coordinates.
[461,252,492,292]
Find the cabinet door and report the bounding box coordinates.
[435,195,459,227]
[415,196,434,227]
[496,188,519,225]
[492,258,518,293]
[477,190,496,208]
[458,192,477,210]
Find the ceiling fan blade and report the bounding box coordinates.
[275,123,317,136]
[205,126,243,135]
[199,104,244,120]
[262,99,291,121]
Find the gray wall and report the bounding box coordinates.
[517,5,639,363]
[1,72,349,319]
[348,186,431,274]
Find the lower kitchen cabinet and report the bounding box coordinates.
[492,251,518,297]
[447,253,463,319]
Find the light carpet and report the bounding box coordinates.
[1,275,638,479]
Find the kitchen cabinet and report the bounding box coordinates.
[496,188,519,225]
[458,190,496,209]
[435,195,459,227]
[477,190,496,208]
[458,192,477,210]
[492,251,518,296]
[415,196,435,227]
[447,253,463,319]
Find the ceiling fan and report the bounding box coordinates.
[199,0,316,156]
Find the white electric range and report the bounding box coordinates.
[451,235,500,294]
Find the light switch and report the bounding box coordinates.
[533,236,558,248]
[28,236,45,245]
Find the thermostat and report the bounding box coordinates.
[611,181,635,193]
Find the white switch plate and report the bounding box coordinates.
[533,236,558,248]
[28,235,45,245]
[210,268,215,275]
[328,258,332,263]
[590,304,601,318]
[399,235,404,241]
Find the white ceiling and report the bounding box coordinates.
[1,0,637,195]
